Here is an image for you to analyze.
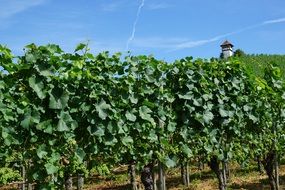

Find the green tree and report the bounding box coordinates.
[234,49,246,57]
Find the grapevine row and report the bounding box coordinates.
[0,44,284,190]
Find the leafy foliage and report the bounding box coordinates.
[0,167,22,185]
[238,54,285,78]
[0,44,284,189]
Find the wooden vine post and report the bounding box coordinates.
[157,119,166,190]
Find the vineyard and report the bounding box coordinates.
[238,54,285,78]
[0,44,285,190]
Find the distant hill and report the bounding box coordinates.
[237,54,285,78]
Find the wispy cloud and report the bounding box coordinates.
[70,37,121,52]
[168,17,285,51]
[132,37,188,49]
[146,2,171,10]
[131,32,243,51]
[0,0,47,18]
[128,16,285,52]
[101,1,170,12]
[169,27,259,51]
[72,38,124,54]
[263,17,285,24]
[126,0,145,51]
[100,0,127,12]
[90,42,124,53]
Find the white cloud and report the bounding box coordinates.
[129,33,234,51]
[168,17,285,51]
[100,1,170,12]
[56,39,123,54]
[263,17,285,24]
[172,39,216,50]
[146,2,171,10]
[72,38,124,53]
[0,0,47,18]
[129,15,285,52]
[15,37,124,55]
[101,2,122,12]
[128,23,260,51]
[126,0,145,50]
[91,43,124,53]
[169,31,241,51]
[100,0,131,12]
[132,37,188,49]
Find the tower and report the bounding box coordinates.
[220,40,234,59]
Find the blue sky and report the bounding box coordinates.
[0,0,285,61]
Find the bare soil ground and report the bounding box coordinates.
[84,164,285,190]
[2,164,285,189]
